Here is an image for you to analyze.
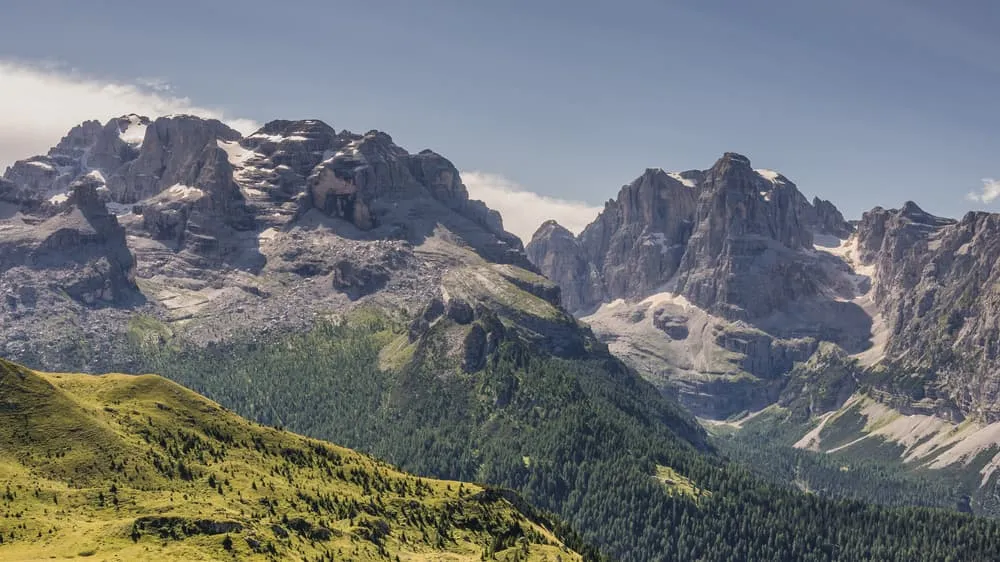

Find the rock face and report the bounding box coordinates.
[525,221,601,312]
[580,168,699,309]
[853,202,1000,421]
[527,154,852,318]
[527,153,865,417]
[0,114,538,371]
[528,153,1000,423]
[673,153,817,321]
[0,175,138,311]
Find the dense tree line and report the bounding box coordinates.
[126,318,1000,561]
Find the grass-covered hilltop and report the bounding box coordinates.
[0,358,585,562]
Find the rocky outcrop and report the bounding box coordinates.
[109,116,241,203]
[528,167,701,313]
[525,221,602,312]
[807,196,854,238]
[852,203,1000,421]
[673,153,823,320]
[0,175,137,308]
[2,116,147,211]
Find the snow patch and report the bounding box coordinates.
[47,193,69,205]
[332,139,366,161]
[640,232,677,254]
[162,184,205,200]
[26,160,55,171]
[755,169,783,183]
[85,169,106,183]
[217,139,255,167]
[119,116,147,146]
[249,133,285,143]
[640,291,694,311]
[249,132,311,144]
[667,172,696,188]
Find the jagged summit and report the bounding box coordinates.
[720,151,751,165]
[528,149,1000,429]
[528,152,853,316]
[525,152,867,416]
[0,114,534,366]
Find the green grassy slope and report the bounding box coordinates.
[0,358,583,562]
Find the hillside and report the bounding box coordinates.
[0,358,584,562]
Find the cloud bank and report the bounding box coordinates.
[462,170,602,243]
[965,178,1000,204]
[0,60,258,170]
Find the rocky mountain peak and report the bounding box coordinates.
[1,114,534,358]
[809,196,853,238]
[527,152,852,317]
[531,219,574,241]
[109,115,241,204]
[720,151,752,166]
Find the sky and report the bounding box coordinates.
[1,0,999,241]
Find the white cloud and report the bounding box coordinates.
[461,170,601,243]
[0,60,259,170]
[965,178,1000,203]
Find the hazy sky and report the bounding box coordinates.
[1,0,999,239]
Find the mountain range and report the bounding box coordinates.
[526,151,1000,511]
[4,115,1000,561]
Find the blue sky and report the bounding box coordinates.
[1,0,999,238]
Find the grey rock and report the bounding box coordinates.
[330,260,390,300]
[0,175,138,309]
[853,202,1000,420]
[808,196,854,238]
[528,152,863,417]
[526,220,603,312]
[446,298,474,324]
[528,153,850,320]
[109,115,241,203]
[652,310,688,340]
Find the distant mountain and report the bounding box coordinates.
[526,151,1000,511]
[0,357,584,561]
[527,153,859,417]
